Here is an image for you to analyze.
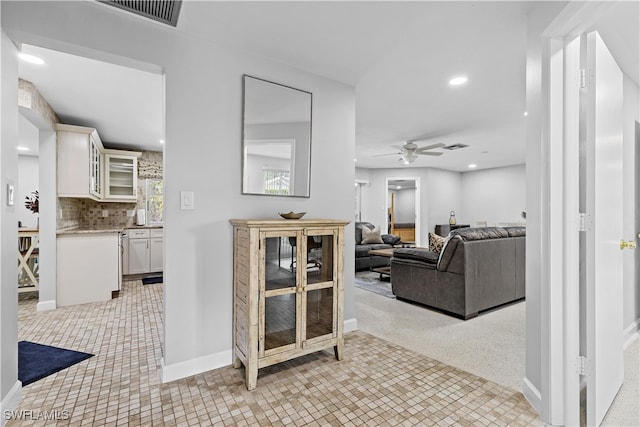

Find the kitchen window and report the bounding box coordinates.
[146,179,164,225]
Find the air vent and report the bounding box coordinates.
[100,0,182,27]
[442,143,469,150]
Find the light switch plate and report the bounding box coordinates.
[7,184,14,206]
[180,191,194,210]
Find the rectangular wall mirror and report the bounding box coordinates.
[242,75,312,197]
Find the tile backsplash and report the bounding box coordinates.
[57,150,162,230]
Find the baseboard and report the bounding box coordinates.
[160,349,233,383]
[36,300,56,312]
[344,318,358,333]
[0,381,22,426]
[623,318,640,349]
[522,376,542,415]
[161,319,359,383]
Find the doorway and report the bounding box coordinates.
[15,44,165,320]
[385,177,420,246]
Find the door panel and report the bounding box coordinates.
[584,30,624,427]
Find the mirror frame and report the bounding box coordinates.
[241,74,313,198]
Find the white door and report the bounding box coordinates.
[583,30,625,426]
[129,238,150,274]
[149,237,164,273]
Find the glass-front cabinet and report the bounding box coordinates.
[104,150,140,200]
[89,135,103,198]
[231,219,348,390]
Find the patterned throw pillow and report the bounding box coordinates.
[428,232,446,253]
[361,226,384,244]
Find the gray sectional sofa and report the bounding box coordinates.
[390,227,525,319]
[355,222,400,271]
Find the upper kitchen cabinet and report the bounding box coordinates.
[104,150,141,200]
[56,124,141,202]
[57,123,104,200]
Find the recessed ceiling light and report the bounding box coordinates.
[468,164,477,169]
[354,158,357,162]
[523,111,529,116]
[18,53,44,65]
[159,139,165,144]
[449,76,468,86]
[16,146,30,152]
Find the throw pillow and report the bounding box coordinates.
[361,226,384,244]
[428,232,446,253]
[381,234,402,245]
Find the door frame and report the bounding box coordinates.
[536,2,621,425]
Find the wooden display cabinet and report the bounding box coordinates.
[230,219,349,390]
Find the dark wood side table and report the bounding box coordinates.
[434,224,470,237]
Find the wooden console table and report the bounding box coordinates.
[18,228,39,292]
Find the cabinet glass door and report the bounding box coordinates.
[262,234,299,353]
[90,138,102,197]
[107,156,135,198]
[304,232,336,341]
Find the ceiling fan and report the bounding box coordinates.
[374,141,445,164]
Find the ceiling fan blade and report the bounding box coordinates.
[372,152,402,157]
[416,151,443,156]
[414,143,446,152]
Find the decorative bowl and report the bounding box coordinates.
[279,211,306,220]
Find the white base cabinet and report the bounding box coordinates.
[126,228,163,274]
[57,232,120,307]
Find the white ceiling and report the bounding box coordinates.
[18,43,164,154]
[16,1,639,171]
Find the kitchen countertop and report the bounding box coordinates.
[57,225,163,235]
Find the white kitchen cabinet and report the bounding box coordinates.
[57,232,119,306]
[149,229,164,272]
[104,150,141,200]
[57,124,104,200]
[126,228,163,274]
[128,229,150,274]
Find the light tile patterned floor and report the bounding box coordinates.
[10,281,541,426]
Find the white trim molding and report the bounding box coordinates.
[161,318,358,383]
[0,381,22,427]
[522,376,542,415]
[36,300,56,312]
[344,318,358,333]
[160,350,233,384]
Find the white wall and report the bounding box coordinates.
[0,26,20,416]
[392,188,415,223]
[461,164,526,226]
[17,154,39,228]
[424,168,463,233]
[360,167,462,246]
[2,1,356,382]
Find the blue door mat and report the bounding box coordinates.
[18,341,93,386]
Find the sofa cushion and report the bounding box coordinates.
[355,243,392,258]
[452,227,509,241]
[393,248,439,264]
[361,226,384,244]
[382,234,402,245]
[437,235,462,271]
[428,232,446,253]
[504,226,526,237]
[355,222,374,244]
